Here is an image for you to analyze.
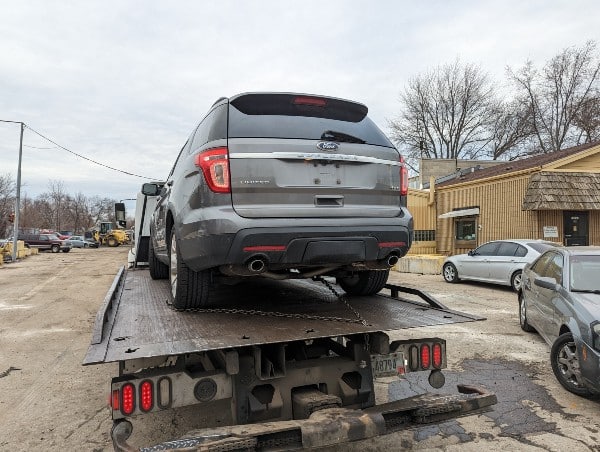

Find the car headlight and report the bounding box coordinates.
[592,321,600,352]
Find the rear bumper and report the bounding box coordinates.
[111,385,496,451]
[180,224,412,272]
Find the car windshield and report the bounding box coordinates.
[570,255,600,292]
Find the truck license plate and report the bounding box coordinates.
[371,352,404,378]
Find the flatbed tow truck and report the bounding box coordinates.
[84,264,496,451]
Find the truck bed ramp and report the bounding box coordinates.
[85,267,483,365]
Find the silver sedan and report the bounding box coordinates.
[519,246,600,396]
[442,239,560,291]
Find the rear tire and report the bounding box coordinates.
[337,269,389,296]
[550,333,591,397]
[62,248,70,253]
[148,239,168,280]
[51,244,60,253]
[107,237,118,247]
[169,230,210,309]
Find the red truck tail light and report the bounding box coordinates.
[111,389,120,411]
[194,147,230,193]
[139,380,154,412]
[432,342,443,368]
[121,383,135,416]
[420,344,431,369]
[400,155,409,196]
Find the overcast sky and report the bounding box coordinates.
[1,0,599,208]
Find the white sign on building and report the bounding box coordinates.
[543,226,559,238]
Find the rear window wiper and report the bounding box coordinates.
[321,130,365,144]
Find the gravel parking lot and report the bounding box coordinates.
[0,248,599,451]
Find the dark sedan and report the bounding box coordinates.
[519,246,600,396]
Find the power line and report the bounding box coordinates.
[24,144,58,149]
[24,124,159,180]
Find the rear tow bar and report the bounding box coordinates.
[112,384,496,451]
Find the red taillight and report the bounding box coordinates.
[432,342,443,369]
[400,155,409,196]
[420,344,431,369]
[194,147,230,193]
[378,241,406,248]
[111,389,120,411]
[293,96,327,107]
[121,383,135,416]
[243,245,286,252]
[140,380,154,412]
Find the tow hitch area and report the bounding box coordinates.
[112,385,496,451]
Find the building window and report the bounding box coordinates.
[455,218,476,241]
[414,230,436,241]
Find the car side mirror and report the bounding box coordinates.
[534,276,559,291]
[142,183,161,196]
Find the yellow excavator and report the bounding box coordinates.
[91,203,129,247]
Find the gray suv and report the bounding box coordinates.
[148,93,413,308]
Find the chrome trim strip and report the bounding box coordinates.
[229,152,401,166]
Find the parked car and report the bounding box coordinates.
[148,92,412,309]
[519,246,600,396]
[65,235,93,248]
[17,233,71,253]
[442,239,561,291]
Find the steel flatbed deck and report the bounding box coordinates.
[84,266,483,365]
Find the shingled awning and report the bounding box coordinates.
[522,172,600,210]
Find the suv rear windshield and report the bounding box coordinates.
[228,93,394,147]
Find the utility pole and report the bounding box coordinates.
[1,119,25,262]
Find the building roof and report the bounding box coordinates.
[436,141,600,187]
[522,171,600,210]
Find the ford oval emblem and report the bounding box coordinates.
[316,141,339,151]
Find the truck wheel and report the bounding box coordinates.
[518,292,535,332]
[148,239,168,280]
[51,244,60,253]
[169,230,210,309]
[337,269,389,296]
[107,237,118,247]
[550,333,591,397]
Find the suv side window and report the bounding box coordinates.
[190,104,228,153]
[543,252,564,285]
[531,252,554,274]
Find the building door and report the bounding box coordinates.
[563,211,589,246]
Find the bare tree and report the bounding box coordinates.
[389,60,499,167]
[88,196,118,226]
[509,40,600,153]
[66,192,94,234]
[573,95,600,143]
[488,101,533,160]
[0,174,16,237]
[47,180,68,232]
